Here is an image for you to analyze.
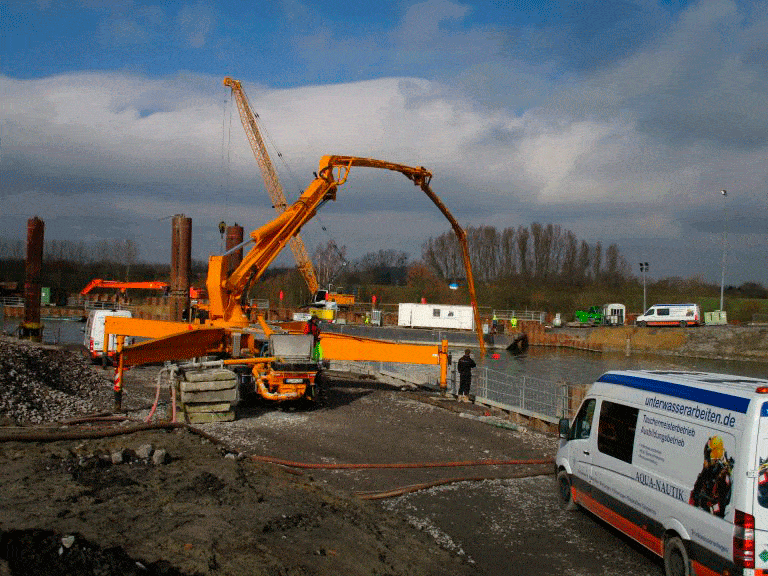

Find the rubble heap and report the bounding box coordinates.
[0,336,112,425]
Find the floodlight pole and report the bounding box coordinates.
[720,189,728,312]
[639,262,649,312]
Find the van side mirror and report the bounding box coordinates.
[559,418,570,438]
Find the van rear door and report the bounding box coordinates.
[752,402,768,571]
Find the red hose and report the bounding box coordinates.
[250,455,553,469]
[357,468,554,500]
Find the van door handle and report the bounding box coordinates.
[583,450,590,455]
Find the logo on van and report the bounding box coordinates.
[635,472,686,501]
[689,436,733,518]
[645,396,736,428]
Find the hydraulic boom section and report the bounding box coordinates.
[208,154,485,355]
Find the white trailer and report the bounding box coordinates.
[397,303,475,330]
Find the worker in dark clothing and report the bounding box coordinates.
[303,314,320,344]
[457,349,476,402]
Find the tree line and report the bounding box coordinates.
[422,224,632,287]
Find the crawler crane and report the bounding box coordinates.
[104,155,484,416]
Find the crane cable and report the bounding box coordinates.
[246,97,348,274]
[221,91,234,235]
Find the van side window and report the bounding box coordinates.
[658,308,670,316]
[597,401,639,464]
[569,399,596,440]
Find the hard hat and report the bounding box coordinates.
[708,436,725,460]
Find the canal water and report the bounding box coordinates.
[2,317,86,347]
[474,345,768,387]
[4,318,767,385]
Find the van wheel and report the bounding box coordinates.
[679,321,686,328]
[663,536,691,576]
[556,470,578,511]
[637,321,646,328]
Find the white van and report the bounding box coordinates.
[556,370,768,576]
[636,303,701,327]
[83,309,133,364]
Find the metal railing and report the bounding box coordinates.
[83,301,131,311]
[469,366,572,423]
[492,309,547,324]
[332,358,579,424]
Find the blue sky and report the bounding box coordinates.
[2,0,767,286]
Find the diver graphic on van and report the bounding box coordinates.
[757,457,768,508]
[689,436,734,518]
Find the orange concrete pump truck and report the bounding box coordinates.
[104,155,484,415]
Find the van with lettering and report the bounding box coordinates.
[556,370,768,576]
[636,303,701,327]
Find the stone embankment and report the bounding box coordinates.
[534,324,768,362]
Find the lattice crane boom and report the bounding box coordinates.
[224,77,319,294]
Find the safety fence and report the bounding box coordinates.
[330,359,584,425]
[492,309,547,324]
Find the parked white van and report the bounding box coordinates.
[83,309,134,364]
[556,370,768,576]
[636,303,701,327]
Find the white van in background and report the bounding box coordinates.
[83,309,134,364]
[636,303,701,327]
[556,370,768,576]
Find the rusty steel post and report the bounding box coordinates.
[170,214,191,321]
[22,217,44,341]
[225,223,244,275]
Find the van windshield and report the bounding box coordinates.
[644,308,654,316]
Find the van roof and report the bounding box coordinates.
[648,303,698,307]
[596,370,768,415]
[89,309,132,317]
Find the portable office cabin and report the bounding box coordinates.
[602,303,626,325]
[397,303,475,330]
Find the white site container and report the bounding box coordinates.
[397,303,475,330]
[603,303,627,326]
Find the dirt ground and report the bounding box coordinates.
[0,339,554,576]
[0,339,666,576]
[0,366,486,575]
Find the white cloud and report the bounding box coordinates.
[3,0,768,288]
[176,2,215,49]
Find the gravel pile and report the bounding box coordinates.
[0,336,112,425]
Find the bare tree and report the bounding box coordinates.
[560,231,578,284]
[355,249,409,285]
[312,239,348,288]
[422,231,462,280]
[466,225,500,283]
[499,227,517,278]
[592,241,603,286]
[577,240,591,285]
[516,225,531,280]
